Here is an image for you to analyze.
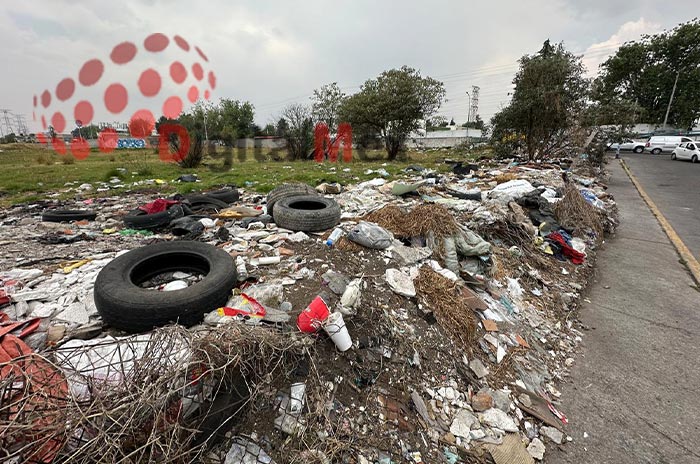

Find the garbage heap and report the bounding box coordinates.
[0,158,618,464]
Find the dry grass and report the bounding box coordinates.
[0,325,308,463]
[554,184,604,239]
[364,204,459,239]
[415,267,479,353]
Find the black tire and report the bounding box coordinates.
[652,148,662,155]
[273,195,340,232]
[94,241,237,333]
[41,209,97,222]
[671,153,677,160]
[693,155,698,164]
[184,194,229,212]
[205,188,239,204]
[633,146,644,153]
[123,205,184,230]
[266,183,317,216]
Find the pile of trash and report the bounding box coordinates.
[0,157,617,463]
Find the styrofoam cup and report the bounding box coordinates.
[323,312,352,352]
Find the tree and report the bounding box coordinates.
[262,123,276,136]
[276,118,289,137]
[462,115,485,130]
[490,40,589,160]
[177,99,255,145]
[595,19,700,129]
[426,116,447,130]
[340,66,446,160]
[311,82,347,133]
[279,103,314,160]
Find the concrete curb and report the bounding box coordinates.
[619,158,700,287]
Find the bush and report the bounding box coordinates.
[35,152,54,165]
[62,155,75,165]
[178,134,204,168]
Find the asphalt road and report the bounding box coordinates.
[546,158,700,464]
[619,151,700,261]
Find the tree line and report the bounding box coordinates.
[146,18,700,164]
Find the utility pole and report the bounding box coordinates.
[465,91,471,125]
[662,70,679,129]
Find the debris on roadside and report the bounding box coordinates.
[0,156,617,463]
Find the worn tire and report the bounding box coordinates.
[94,241,237,333]
[123,205,184,230]
[41,209,97,222]
[184,194,229,212]
[205,188,239,204]
[266,183,318,216]
[273,195,340,232]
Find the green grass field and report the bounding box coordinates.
[0,143,487,206]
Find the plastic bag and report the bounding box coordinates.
[347,221,394,249]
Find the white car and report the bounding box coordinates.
[606,139,645,153]
[671,141,700,163]
[645,135,694,154]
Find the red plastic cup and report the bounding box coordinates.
[297,296,330,333]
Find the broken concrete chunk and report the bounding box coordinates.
[54,302,90,325]
[385,268,416,297]
[491,389,512,412]
[469,358,489,379]
[540,426,564,444]
[450,410,479,439]
[322,270,349,295]
[287,231,309,242]
[391,240,432,265]
[527,437,546,460]
[12,290,51,302]
[482,408,518,432]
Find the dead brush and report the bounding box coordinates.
[554,184,604,240]
[364,204,459,239]
[0,325,308,464]
[415,267,478,353]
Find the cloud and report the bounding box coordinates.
[0,1,692,134]
[581,18,662,76]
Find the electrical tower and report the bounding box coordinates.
[0,109,13,136]
[468,86,480,124]
[15,114,28,135]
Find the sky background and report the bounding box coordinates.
[0,0,694,134]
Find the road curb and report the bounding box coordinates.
[619,158,700,287]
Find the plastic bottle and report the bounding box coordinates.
[235,256,248,282]
[325,227,344,247]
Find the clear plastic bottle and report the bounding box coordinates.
[325,227,344,246]
[235,256,248,281]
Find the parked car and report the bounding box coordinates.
[606,139,646,153]
[644,135,694,154]
[671,141,700,163]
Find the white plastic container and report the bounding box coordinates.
[289,382,306,414]
[256,256,281,265]
[325,227,344,246]
[323,312,352,351]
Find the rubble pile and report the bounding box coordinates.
[0,158,617,463]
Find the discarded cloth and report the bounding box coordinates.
[138,199,180,214]
[546,232,585,264]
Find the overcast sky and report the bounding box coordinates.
[0,0,694,134]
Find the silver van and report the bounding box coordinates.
[645,136,694,154]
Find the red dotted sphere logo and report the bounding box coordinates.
[34,32,217,159]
